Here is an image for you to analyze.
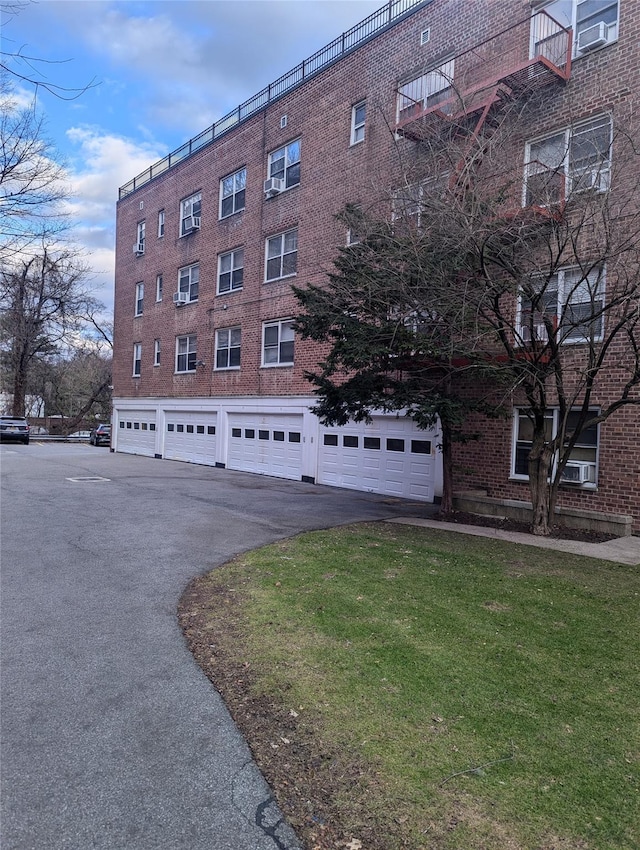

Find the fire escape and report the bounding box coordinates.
[394,11,573,218]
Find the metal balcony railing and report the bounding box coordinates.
[395,11,572,137]
[119,0,432,199]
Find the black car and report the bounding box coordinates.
[0,416,30,444]
[90,423,111,447]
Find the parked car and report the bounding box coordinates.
[0,415,30,444]
[90,424,111,447]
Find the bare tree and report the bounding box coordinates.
[296,78,640,534]
[0,245,102,416]
[0,81,71,261]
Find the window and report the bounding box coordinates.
[134,282,144,316]
[392,182,427,230]
[512,408,599,485]
[397,58,455,123]
[518,266,605,344]
[157,210,165,237]
[180,192,201,236]
[178,263,199,303]
[218,249,243,293]
[387,438,405,452]
[265,229,297,281]
[220,168,246,218]
[268,139,300,189]
[135,221,145,254]
[532,1,618,57]
[215,327,241,369]
[133,343,141,377]
[262,319,294,366]
[176,334,197,373]
[350,101,366,145]
[156,274,163,302]
[154,339,161,367]
[524,115,612,206]
[346,204,364,245]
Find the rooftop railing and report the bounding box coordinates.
[119,0,431,199]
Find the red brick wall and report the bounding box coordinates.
[113,0,639,527]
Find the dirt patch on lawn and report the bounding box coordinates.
[437,511,617,543]
[178,574,402,850]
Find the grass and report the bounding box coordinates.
[189,523,640,849]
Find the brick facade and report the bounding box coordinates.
[113,0,639,529]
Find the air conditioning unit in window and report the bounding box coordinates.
[264,177,284,197]
[573,168,610,193]
[182,215,201,234]
[576,22,608,52]
[173,291,189,306]
[133,242,145,255]
[561,461,596,484]
[521,323,548,343]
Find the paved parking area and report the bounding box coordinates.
[0,443,430,849]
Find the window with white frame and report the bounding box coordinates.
[532,1,618,57]
[524,114,612,206]
[220,168,246,218]
[265,229,297,281]
[156,273,163,302]
[218,249,243,293]
[157,209,165,237]
[135,221,145,254]
[518,266,605,344]
[176,334,197,373]
[350,101,366,145]
[397,58,455,124]
[215,327,241,369]
[346,206,364,245]
[262,319,294,366]
[180,192,201,236]
[177,263,199,302]
[133,343,142,377]
[512,408,599,485]
[268,139,300,189]
[154,339,161,367]
[134,282,144,316]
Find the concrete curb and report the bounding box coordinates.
[387,517,640,566]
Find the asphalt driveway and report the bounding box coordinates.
[1,442,430,849]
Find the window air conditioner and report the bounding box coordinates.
[573,168,609,193]
[576,22,608,52]
[264,177,284,197]
[521,323,548,342]
[133,242,145,255]
[173,291,189,306]
[561,461,596,484]
[182,215,201,234]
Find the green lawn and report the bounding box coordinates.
[194,523,640,849]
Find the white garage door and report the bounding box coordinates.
[164,412,217,465]
[318,417,438,502]
[228,413,303,480]
[116,412,157,457]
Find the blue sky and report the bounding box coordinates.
[2,0,382,316]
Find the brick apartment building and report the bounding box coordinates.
[113,0,640,532]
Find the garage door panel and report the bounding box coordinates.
[117,413,157,457]
[318,417,437,502]
[228,414,303,481]
[164,413,217,466]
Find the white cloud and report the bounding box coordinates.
[61,126,168,316]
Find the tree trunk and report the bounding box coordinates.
[439,422,454,515]
[528,445,554,536]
